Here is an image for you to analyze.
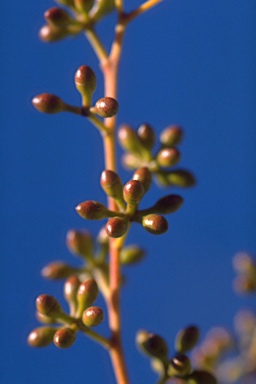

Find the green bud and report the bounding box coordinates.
[132,167,152,193]
[66,229,94,258]
[153,195,184,214]
[41,261,76,279]
[118,124,144,155]
[136,330,168,359]
[53,327,76,349]
[44,7,73,27]
[32,93,66,114]
[142,214,168,235]
[94,97,119,118]
[186,370,217,384]
[156,147,181,168]
[74,0,94,13]
[76,279,99,317]
[89,0,115,22]
[82,306,104,327]
[168,354,191,377]
[27,326,56,347]
[105,217,129,238]
[36,294,63,318]
[39,24,68,43]
[120,245,145,265]
[175,325,200,353]
[137,123,155,150]
[122,153,141,169]
[74,65,96,106]
[100,170,123,200]
[64,275,81,315]
[160,125,183,147]
[75,200,109,220]
[123,180,145,206]
[166,170,196,188]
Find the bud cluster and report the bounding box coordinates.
[118,123,195,188]
[27,277,104,349]
[136,325,217,383]
[76,168,184,237]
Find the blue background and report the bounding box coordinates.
[1,0,256,383]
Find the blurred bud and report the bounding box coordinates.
[94,97,119,118]
[74,65,96,106]
[74,0,94,13]
[56,0,75,6]
[36,294,63,318]
[167,170,196,188]
[123,180,145,206]
[132,167,152,193]
[89,0,115,22]
[120,245,145,265]
[122,153,141,169]
[169,354,191,377]
[136,330,168,359]
[156,147,181,168]
[76,279,99,316]
[100,170,123,200]
[137,123,155,150]
[76,200,109,220]
[233,275,256,293]
[64,275,81,315]
[82,306,104,327]
[32,93,66,114]
[233,252,255,273]
[53,327,76,349]
[234,310,256,335]
[153,194,183,214]
[160,125,183,147]
[186,370,217,384]
[41,261,76,280]
[118,124,143,155]
[44,7,72,27]
[66,229,94,258]
[142,214,168,235]
[27,326,56,347]
[39,24,68,43]
[105,217,129,238]
[97,226,109,246]
[175,325,200,353]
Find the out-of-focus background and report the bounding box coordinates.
[1,0,256,382]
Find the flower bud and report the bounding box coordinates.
[44,7,72,27]
[74,65,96,106]
[76,279,99,317]
[153,195,184,214]
[76,200,109,220]
[82,306,104,327]
[186,370,217,384]
[137,123,155,150]
[169,354,191,377]
[56,0,75,6]
[74,0,94,13]
[41,261,76,280]
[89,0,116,22]
[122,153,141,169]
[53,327,76,349]
[36,294,63,318]
[39,25,68,43]
[142,214,168,235]
[94,97,119,118]
[32,93,66,114]
[160,125,183,147]
[120,245,145,265]
[118,124,143,155]
[175,325,200,353]
[132,167,152,193]
[136,330,168,359]
[100,170,123,200]
[167,170,196,188]
[123,180,145,206]
[64,275,81,315]
[66,229,94,258]
[27,326,56,347]
[105,217,128,238]
[156,147,180,168]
